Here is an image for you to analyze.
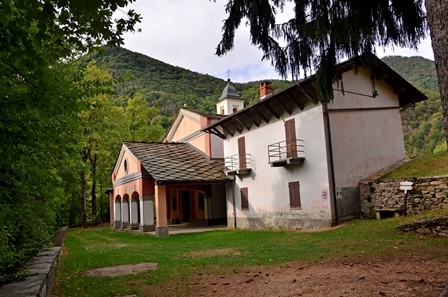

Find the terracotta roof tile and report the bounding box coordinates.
[123,142,229,184]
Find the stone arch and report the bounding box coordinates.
[114,195,122,229]
[122,194,130,229]
[130,191,141,228]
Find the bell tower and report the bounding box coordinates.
[216,79,244,115]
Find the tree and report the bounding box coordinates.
[78,61,125,226]
[216,0,448,146]
[123,93,165,142]
[425,0,448,148]
[0,0,140,284]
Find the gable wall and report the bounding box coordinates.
[114,148,141,181]
[171,115,201,142]
[328,68,405,189]
[223,103,332,229]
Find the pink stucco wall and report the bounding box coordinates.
[112,147,155,201]
[171,115,201,142]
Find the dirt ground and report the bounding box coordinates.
[85,251,448,297]
[83,262,158,277]
[143,256,448,297]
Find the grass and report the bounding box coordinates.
[382,151,448,179]
[51,211,448,297]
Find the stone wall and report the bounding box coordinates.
[0,227,67,297]
[360,175,448,218]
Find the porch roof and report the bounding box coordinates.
[123,142,230,185]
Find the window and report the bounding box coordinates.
[284,119,297,158]
[123,159,128,174]
[289,181,301,209]
[232,106,238,113]
[220,107,225,115]
[241,187,249,210]
[198,193,205,210]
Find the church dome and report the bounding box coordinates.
[219,79,242,101]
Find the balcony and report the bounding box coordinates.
[268,139,305,167]
[224,154,254,176]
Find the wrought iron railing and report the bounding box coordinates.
[224,154,254,171]
[268,139,305,163]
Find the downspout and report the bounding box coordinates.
[232,177,237,229]
[323,104,338,226]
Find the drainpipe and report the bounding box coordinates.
[231,177,237,229]
[323,104,338,226]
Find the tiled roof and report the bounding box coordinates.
[123,142,229,184]
[183,108,227,120]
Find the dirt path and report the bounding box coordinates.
[143,256,448,297]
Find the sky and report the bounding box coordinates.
[119,0,434,83]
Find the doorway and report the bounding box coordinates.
[181,190,191,223]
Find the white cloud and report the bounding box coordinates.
[120,0,434,83]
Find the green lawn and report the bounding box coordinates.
[383,151,448,179]
[52,213,448,297]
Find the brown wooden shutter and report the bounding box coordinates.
[241,187,249,210]
[288,181,301,208]
[238,136,247,169]
[284,119,297,158]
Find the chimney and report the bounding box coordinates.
[259,81,272,100]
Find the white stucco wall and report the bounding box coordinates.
[223,103,332,229]
[216,98,245,115]
[329,68,406,187]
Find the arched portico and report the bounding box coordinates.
[111,142,230,237]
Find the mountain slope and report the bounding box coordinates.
[85,47,291,116]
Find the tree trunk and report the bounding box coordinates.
[90,154,98,226]
[80,171,87,227]
[91,173,97,226]
[425,0,448,148]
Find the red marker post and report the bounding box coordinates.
[399,181,413,217]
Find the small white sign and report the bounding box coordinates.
[399,181,413,191]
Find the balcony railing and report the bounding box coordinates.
[268,139,305,166]
[224,154,254,176]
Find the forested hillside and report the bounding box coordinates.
[86,47,291,120]
[382,56,442,157]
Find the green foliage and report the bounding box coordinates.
[382,56,443,157]
[0,0,140,286]
[216,0,427,102]
[433,142,447,153]
[123,93,165,142]
[0,61,81,285]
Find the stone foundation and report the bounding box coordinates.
[229,213,332,230]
